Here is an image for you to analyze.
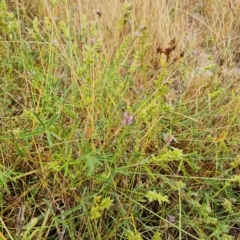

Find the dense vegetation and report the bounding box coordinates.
[1,0,240,239]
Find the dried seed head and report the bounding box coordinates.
[169,37,176,46]
[156,46,164,54]
[96,11,102,17]
[164,45,175,56]
[140,25,147,31]
[180,51,184,58]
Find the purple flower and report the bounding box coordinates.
[122,112,134,126]
[51,39,58,44]
[167,215,177,223]
[133,31,141,37]
[163,132,177,146]
[89,38,95,45]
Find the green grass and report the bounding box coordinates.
[1,0,240,239]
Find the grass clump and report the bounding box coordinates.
[1,0,240,239]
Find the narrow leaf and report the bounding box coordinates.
[46,131,53,148]
[47,114,60,128]
[19,130,43,139]
[33,112,46,129]
[48,131,62,140]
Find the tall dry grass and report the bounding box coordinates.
[1,0,240,239]
[8,0,240,82]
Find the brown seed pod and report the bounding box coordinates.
[96,11,102,17]
[164,45,175,56]
[156,46,164,54]
[169,37,176,46]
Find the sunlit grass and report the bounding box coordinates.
[1,0,240,239]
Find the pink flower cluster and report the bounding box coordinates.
[122,112,134,126]
[163,132,177,146]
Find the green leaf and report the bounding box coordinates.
[46,131,53,148]
[48,131,62,140]
[85,154,103,177]
[33,111,46,129]
[47,113,60,128]
[19,130,43,139]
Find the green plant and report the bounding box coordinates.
[1,0,240,239]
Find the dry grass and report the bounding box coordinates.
[1,0,240,239]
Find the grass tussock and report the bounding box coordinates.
[1,0,240,239]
